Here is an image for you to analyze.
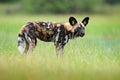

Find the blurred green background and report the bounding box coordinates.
[0,0,120,80]
[0,0,120,14]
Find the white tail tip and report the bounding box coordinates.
[18,46,25,54]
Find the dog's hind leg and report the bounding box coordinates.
[27,38,37,53]
[23,32,37,54]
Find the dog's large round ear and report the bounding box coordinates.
[69,17,77,26]
[82,17,89,26]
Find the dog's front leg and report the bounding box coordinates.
[55,43,64,57]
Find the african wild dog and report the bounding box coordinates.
[18,16,89,56]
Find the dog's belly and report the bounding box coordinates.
[38,36,53,42]
[36,32,54,42]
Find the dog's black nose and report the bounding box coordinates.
[82,33,85,35]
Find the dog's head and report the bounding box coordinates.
[69,16,89,37]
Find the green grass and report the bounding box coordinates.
[0,14,120,80]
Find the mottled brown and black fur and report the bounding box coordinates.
[18,16,89,56]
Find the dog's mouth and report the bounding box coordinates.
[74,32,85,37]
[79,33,85,37]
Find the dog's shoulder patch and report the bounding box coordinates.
[63,23,73,31]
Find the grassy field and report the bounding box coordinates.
[0,14,120,80]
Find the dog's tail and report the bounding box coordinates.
[17,34,26,54]
[17,25,29,54]
[18,32,30,54]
